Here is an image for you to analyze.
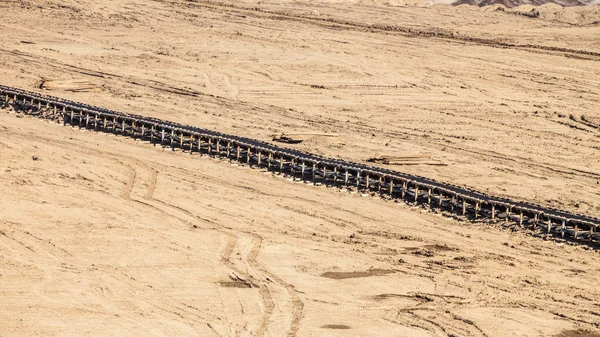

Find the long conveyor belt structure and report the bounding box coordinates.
[2,84,599,244]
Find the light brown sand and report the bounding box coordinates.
[1,0,599,216]
[2,113,600,336]
[1,0,600,336]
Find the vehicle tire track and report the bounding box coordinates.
[144,167,158,200]
[130,159,302,337]
[167,0,600,60]
[247,235,304,337]
[122,163,137,200]
[0,131,233,333]
[147,193,278,337]
[117,162,240,335]
[120,159,277,336]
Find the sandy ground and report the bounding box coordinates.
[1,0,600,218]
[2,113,600,337]
[2,0,600,336]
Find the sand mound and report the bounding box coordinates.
[536,4,600,24]
[472,1,600,23]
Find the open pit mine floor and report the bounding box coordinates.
[2,0,600,336]
[2,85,599,244]
[2,98,600,337]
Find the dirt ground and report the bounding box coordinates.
[2,113,600,337]
[1,0,600,217]
[1,0,600,336]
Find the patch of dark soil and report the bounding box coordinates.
[219,281,254,288]
[406,244,458,257]
[423,244,457,252]
[411,249,435,257]
[322,324,351,329]
[321,268,395,279]
[426,259,471,270]
[453,256,477,263]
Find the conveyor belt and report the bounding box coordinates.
[1,84,598,243]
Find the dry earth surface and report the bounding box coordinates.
[1,0,600,217]
[2,0,600,336]
[2,113,600,337]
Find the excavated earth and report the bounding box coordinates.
[1,0,600,336]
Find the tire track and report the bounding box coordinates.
[129,158,303,337]
[151,196,296,337]
[5,46,597,189]
[117,163,238,335]
[247,235,304,337]
[2,126,231,334]
[144,167,157,200]
[121,160,278,336]
[122,163,137,200]
[166,0,600,60]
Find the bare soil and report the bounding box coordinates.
[321,268,396,279]
[2,108,600,336]
[1,0,600,217]
[2,0,600,336]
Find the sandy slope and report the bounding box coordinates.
[1,1,600,336]
[1,112,600,336]
[1,0,599,218]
